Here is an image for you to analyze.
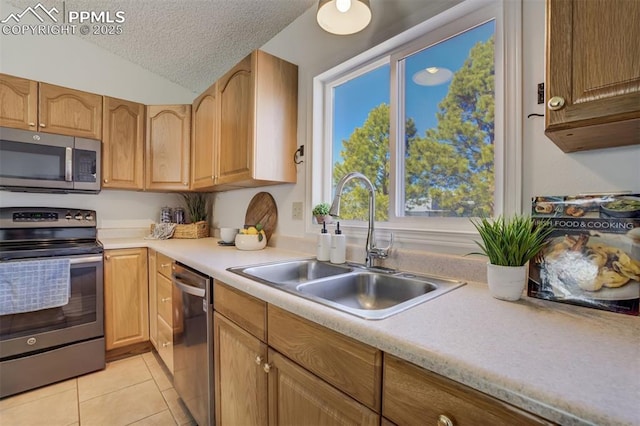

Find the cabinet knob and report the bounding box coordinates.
[39,123,46,128]
[103,179,109,183]
[183,181,188,185]
[28,122,35,127]
[105,255,111,260]
[437,414,454,426]
[162,341,171,348]
[161,297,171,303]
[263,363,272,373]
[547,96,565,111]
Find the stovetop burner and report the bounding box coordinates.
[0,207,101,260]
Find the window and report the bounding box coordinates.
[313,0,521,252]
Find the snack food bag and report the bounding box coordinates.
[528,193,640,316]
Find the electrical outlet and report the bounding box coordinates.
[292,202,303,220]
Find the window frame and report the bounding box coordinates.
[310,0,522,255]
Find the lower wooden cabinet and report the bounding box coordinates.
[213,281,381,426]
[268,349,378,426]
[214,312,268,426]
[383,354,552,425]
[103,248,149,351]
[153,252,175,372]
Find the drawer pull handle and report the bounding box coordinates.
[161,263,171,268]
[40,123,46,127]
[263,363,272,373]
[161,297,171,303]
[255,356,263,365]
[162,342,171,348]
[437,414,454,426]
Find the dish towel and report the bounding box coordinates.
[0,259,71,315]
[145,223,177,240]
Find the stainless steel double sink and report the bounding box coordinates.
[228,259,465,320]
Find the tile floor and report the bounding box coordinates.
[0,352,195,426]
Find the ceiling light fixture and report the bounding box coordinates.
[317,0,372,35]
[412,67,454,86]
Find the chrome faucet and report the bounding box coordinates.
[329,172,393,268]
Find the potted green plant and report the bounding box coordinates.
[181,192,209,223]
[312,202,331,224]
[471,215,553,301]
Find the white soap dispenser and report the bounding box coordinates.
[330,222,346,264]
[316,221,331,261]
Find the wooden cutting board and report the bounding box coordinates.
[244,192,278,241]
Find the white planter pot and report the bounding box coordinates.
[486,263,528,301]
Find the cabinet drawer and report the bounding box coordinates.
[267,306,382,412]
[156,252,173,279]
[214,281,266,341]
[383,354,552,425]
[157,273,173,326]
[157,316,173,373]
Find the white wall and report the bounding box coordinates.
[0,0,198,231]
[217,0,638,241]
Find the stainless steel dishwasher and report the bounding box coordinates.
[171,262,213,426]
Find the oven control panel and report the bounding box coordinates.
[0,207,97,228]
[13,212,58,222]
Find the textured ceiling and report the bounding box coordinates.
[8,0,316,93]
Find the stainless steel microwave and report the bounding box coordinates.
[0,127,101,193]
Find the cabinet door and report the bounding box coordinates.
[217,53,254,185]
[191,83,218,190]
[268,349,379,426]
[104,248,149,351]
[145,104,191,191]
[38,82,102,139]
[383,354,551,426]
[0,74,37,130]
[545,0,640,151]
[148,250,158,349]
[214,312,268,426]
[268,305,382,411]
[102,97,145,189]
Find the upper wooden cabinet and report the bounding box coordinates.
[0,74,37,130]
[215,50,298,189]
[102,97,145,190]
[191,82,218,190]
[0,75,102,140]
[145,104,191,191]
[544,0,640,152]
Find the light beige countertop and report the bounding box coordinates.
[101,237,640,426]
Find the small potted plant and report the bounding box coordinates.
[177,193,210,238]
[471,215,553,301]
[312,202,332,224]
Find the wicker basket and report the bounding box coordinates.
[151,221,209,239]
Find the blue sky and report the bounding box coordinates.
[332,20,495,165]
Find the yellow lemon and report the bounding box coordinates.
[246,226,258,235]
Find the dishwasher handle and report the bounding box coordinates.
[173,277,206,298]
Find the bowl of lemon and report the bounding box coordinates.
[235,224,267,251]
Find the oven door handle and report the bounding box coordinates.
[70,256,103,264]
[173,278,206,298]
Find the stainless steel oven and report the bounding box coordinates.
[0,207,105,398]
